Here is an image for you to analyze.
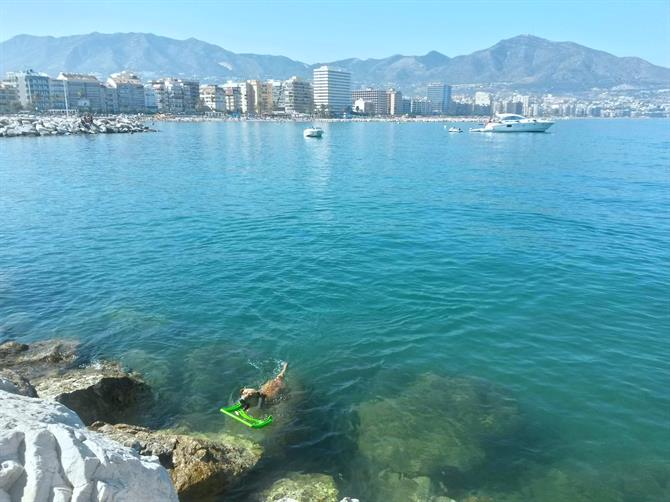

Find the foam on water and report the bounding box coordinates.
[1,119,669,500]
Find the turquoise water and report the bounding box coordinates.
[1,119,669,500]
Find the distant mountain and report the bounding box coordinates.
[0,32,309,81]
[325,35,670,91]
[1,32,669,92]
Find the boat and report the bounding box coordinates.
[447,127,463,133]
[303,127,324,138]
[469,113,554,133]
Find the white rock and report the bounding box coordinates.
[0,390,177,502]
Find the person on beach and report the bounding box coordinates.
[240,362,288,410]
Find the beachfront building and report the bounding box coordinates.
[352,98,375,115]
[313,66,351,117]
[144,84,158,113]
[222,82,242,113]
[6,70,51,111]
[149,78,199,114]
[107,72,146,113]
[268,79,285,112]
[387,89,403,116]
[351,88,388,116]
[410,97,432,115]
[181,80,200,114]
[283,76,313,115]
[48,79,66,111]
[237,81,254,114]
[57,73,107,113]
[199,84,225,112]
[247,80,273,115]
[0,82,20,113]
[427,82,451,114]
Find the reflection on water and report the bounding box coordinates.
[1,120,669,500]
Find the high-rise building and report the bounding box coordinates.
[351,88,388,115]
[313,66,351,116]
[283,76,313,115]
[426,82,451,114]
[144,84,158,113]
[6,70,51,111]
[180,80,200,114]
[387,89,402,116]
[57,73,106,113]
[107,72,146,113]
[237,81,254,114]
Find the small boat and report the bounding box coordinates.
[447,127,463,133]
[470,113,554,133]
[303,127,324,138]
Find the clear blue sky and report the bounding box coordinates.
[1,0,669,66]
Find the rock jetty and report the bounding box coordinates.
[0,115,152,137]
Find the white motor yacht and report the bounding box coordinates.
[470,114,554,133]
[447,127,463,133]
[303,127,324,138]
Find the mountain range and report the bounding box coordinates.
[1,32,669,92]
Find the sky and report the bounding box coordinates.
[1,0,669,67]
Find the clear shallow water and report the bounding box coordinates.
[1,119,669,500]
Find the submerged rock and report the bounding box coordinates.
[34,361,150,425]
[90,422,262,501]
[258,473,340,502]
[0,389,177,501]
[357,373,520,478]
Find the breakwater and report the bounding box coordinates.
[0,115,152,137]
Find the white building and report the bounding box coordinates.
[474,92,492,107]
[222,82,242,113]
[313,66,351,116]
[387,89,402,116]
[199,84,225,112]
[352,98,375,114]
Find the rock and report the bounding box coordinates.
[357,373,520,477]
[258,473,340,502]
[0,369,37,397]
[0,339,77,381]
[34,361,150,425]
[0,389,178,501]
[90,422,262,501]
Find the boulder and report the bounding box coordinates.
[357,373,520,477]
[0,389,178,502]
[258,473,340,502]
[0,369,37,398]
[90,422,262,501]
[34,361,150,425]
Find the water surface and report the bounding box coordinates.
[1,119,669,500]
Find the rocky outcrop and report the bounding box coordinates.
[0,339,77,380]
[258,473,340,502]
[0,115,152,138]
[34,362,150,426]
[89,422,263,501]
[0,369,37,397]
[0,389,178,502]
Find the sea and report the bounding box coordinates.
[1,119,669,501]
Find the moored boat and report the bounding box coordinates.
[470,113,554,133]
[303,127,324,138]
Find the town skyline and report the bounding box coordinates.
[1,0,669,67]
